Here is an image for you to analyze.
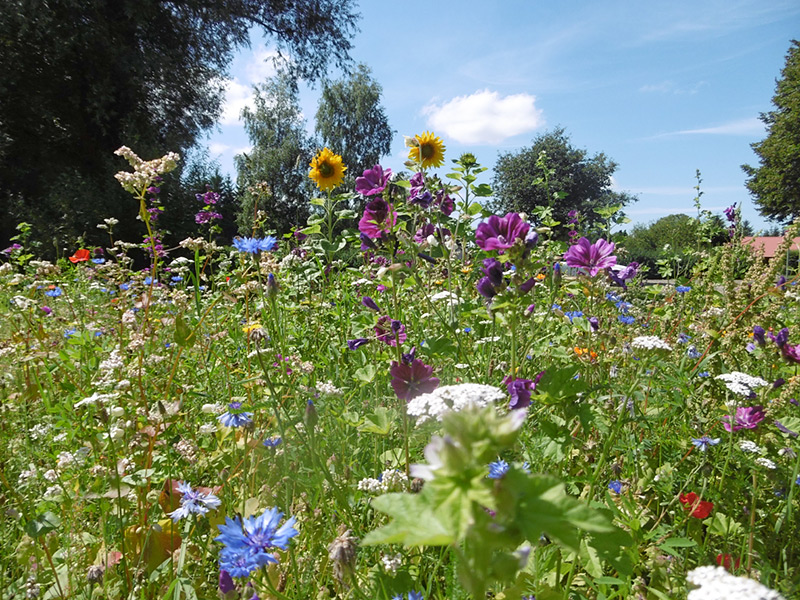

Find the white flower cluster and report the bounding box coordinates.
[755,457,777,470]
[357,469,408,494]
[381,553,403,574]
[74,391,118,408]
[316,380,343,396]
[715,372,769,397]
[114,146,180,195]
[739,440,764,454]
[631,336,673,351]
[430,290,462,306]
[687,566,785,600]
[407,383,506,424]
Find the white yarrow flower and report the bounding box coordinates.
[687,565,785,600]
[715,372,769,397]
[407,383,506,424]
[631,336,673,351]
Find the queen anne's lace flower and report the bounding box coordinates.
[715,372,769,397]
[631,336,673,351]
[686,565,785,600]
[407,384,506,424]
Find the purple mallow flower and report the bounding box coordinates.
[355,165,392,197]
[375,316,406,346]
[475,213,530,252]
[482,258,505,287]
[563,237,617,277]
[358,198,396,239]
[722,406,765,432]
[390,358,440,401]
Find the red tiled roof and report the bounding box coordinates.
[741,236,800,258]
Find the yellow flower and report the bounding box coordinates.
[242,322,262,334]
[309,148,346,191]
[407,131,445,169]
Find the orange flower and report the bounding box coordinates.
[535,273,546,281]
[69,249,91,263]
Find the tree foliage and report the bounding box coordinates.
[235,72,314,235]
[0,0,359,250]
[315,64,394,182]
[492,127,636,236]
[743,40,800,223]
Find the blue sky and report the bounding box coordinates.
[202,0,800,232]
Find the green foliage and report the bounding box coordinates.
[492,127,636,237]
[315,64,394,182]
[743,40,800,222]
[235,72,314,235]
[0,0,360,250]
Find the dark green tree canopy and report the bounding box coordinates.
[235,71,313,235]
[492,127,636,235]
[0,0,359,249]
[743,40,800,223]
[315,64,394,181]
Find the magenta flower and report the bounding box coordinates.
[390,359,440,400]
[358,198,396,239]
[563,237,617,277]
[375,315,406,346]
[722,405,766,432]
[475,213,530,252]
[355,165,392,196]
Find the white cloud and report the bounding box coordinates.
[208,143,231,155]
[219,78,254,126]
[657,117,765,137]
[639,80,706,95]
[423,90,544,145]
[245,46,280,83]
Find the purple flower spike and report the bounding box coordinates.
[753,326,766,346]
[390,359,439,401]
[219,570,236,596]
[481,258,504,287]
[375,315,406,346]
[722,405,765,432]
[476,277,497,299]
[355,165,392,197]
[362,296,381,312]
[358,198,396,239]
[563,237,617,277]
[506,378,534,410]
[347,338,370,350]
[769,327,789,348]
[475,213,530,252]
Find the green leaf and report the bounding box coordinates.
[659,537,696,548]
[310,197,326,207]
[361,493,455,546]
[467,202,484,216]
[25,511,60,538]
[472,183,493,197]
[358,407,396,435]
[353,363,377,383]
[174,315,195,348]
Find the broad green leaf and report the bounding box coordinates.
[659,537,696,548]
[25,512,60,538]
[361,493,455,547]
[358,407,396,435]
[353,363,377,383]
[174,315,195,348]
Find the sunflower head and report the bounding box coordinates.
[309,148,346,191]
[407,131,445,169]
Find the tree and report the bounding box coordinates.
[235,72,314,235]
[0,0,359,251]
[743,40,800,222]
[315,64,394,182]
[492,127,636,236]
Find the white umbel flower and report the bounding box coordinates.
[687,565,785,600]
[715,372,769,397]
[407,383,506,424]
[631,336,673,351]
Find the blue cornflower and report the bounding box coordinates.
[120,282,131,291]
[233,236,277,254]
[64,328,77,338]
[686,345,702,359]
[215,507,298,577]
[551,303,561,311]
[487,458,510,479]
[565,310,583,323]
[618,315,635,325]
[796,475,800,486]
[608,480,622,494]
[606,292,620,303]
[144,276,157,285]
[171,275,183,282]
[92,258,105,264]
[218,402,253,428]
[691,436,721,452]
[678,333,691,344]
[393,592,424,600]
[263,436,282,448]
[45,287,63,297]
[676,285,691,293]
[697,371,710,378]
[464,327,472,333]
[169,481,222,522]
[615,300,632,313]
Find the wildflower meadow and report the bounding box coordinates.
[2,136,800,600]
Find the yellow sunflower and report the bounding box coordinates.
[407,131,445,169]
[309,148,346,191]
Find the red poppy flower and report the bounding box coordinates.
[679,492,714,519]
[69,248,91,263]
[716,553,741,571]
